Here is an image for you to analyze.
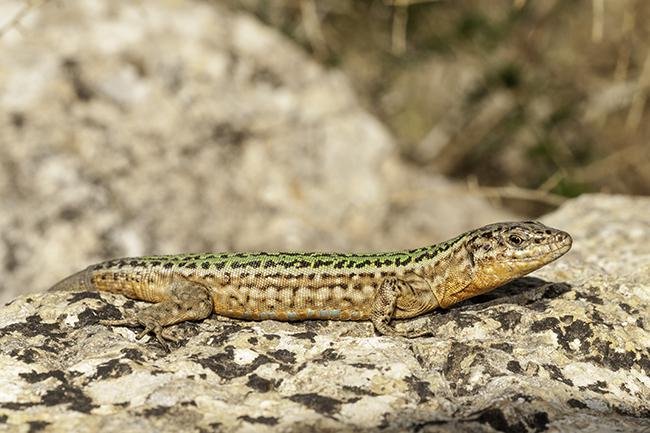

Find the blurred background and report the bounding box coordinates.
[227,0,650,211]
[0,0,648,302]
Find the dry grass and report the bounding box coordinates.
[223,0,650,214]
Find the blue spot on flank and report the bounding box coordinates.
[287,312,298,320]
[260,312,277,320]
[318,310,341,318]
[307,309,317,317]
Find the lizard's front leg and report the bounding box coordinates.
[100,275,213,349]
[370,277,431,338]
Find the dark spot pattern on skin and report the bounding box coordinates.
[238,415,279,426]
[129,233,471,272]
[288,393,342,415]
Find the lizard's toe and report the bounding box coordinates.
[99,317,140,328]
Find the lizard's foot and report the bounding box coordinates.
[99,316,180,351]
[371,319,432,338]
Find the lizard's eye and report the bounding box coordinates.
[508,234,524,246]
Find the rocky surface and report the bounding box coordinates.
[0,194,648,433]
[0,0,512,305]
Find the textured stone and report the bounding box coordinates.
[0,194,649,432]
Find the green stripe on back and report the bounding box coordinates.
[98,234,466,271]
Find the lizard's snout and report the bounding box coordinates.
[552,229,572,255]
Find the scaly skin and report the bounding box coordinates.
[50,221,572,347]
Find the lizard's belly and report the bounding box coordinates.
[210,278,377,321]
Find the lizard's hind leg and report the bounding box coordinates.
[100,276,213,349]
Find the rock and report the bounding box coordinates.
[0,194,649,432]
[0,0,512,304]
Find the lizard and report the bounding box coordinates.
[49,221,572,348]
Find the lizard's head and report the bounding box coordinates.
[460,221,572,298]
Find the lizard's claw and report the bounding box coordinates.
[100,316,179,351]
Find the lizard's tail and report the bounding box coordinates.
[48,268,94,292]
